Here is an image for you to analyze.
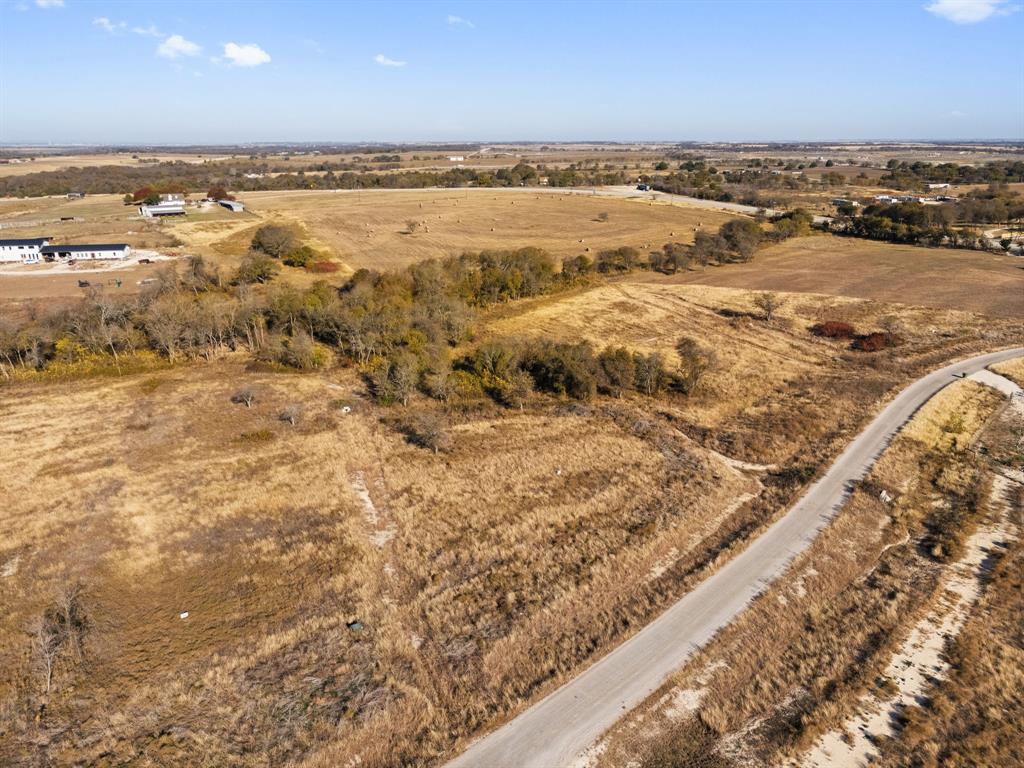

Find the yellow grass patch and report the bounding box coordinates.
[990,356,1024,388]
[902,379,1002,452]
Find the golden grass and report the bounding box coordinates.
[990,357,1024,388]
[234,189,736,272]
[902,379,1002,453]
[648,233,1024,318]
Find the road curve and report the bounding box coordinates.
[446,347,1024,768]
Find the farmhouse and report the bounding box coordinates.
[139,201,186,217]
[448,155,465,162]
[160,193,185,203]
[41,243,131,261]
[217,199,245,212]
[0,236,51,264]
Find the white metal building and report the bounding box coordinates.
[139,202,186,217]
[41,243,131,261]
[217,199,245,212]
[0,237,52,264]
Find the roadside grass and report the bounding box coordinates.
[989,356,1024,388]
[590,366,1012,768]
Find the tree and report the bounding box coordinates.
[234,253,280,284]
[633,352,670,396]
[719,219,764,261]
[597,346,636,397]
[232,388,256,408]
[596,211,610,222]
[401,412,452,453]
[406,219,420,234]
[675,337,712,395]
[250,224,299,259]
[207,185,233,201]
[753,291,785,322]
[279,404,303,426]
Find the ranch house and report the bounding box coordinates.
[0,237,52,264]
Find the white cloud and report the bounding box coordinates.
[925,0,1020,23]
[223,42,271,67]
[374,53,406,67]
[93,17,126,34]
[447,14,475,28]
[950,109,968,117]
[133,24,164,37]
[157,34,202,59]
[35,0,64,8]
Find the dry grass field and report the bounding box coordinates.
[654,233,1024,318]
[1,272,1020,766]
[228,189,736,272]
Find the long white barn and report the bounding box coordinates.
[0,237,52,264]
[41,243,131,261]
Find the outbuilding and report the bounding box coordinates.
[0,237,52,264]
[139,202,186,217]
[217,199,245,212]
[41,243,131,261]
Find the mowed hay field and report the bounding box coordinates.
[2,279,1021,766]
[656,233,1024,318]
[230,189,736,272]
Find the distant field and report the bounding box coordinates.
[0,153,225,178]
[651,234,1024,318]
[233,189,737,271]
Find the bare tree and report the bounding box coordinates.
[405,219,420,235]
[596,211,609,222]
[29,616,61,694]
[279,404,303,426]
[753,292,785,322]
[232,388,256,408]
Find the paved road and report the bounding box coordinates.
[446,347,1024,768]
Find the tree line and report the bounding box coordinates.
[0,160,627,198]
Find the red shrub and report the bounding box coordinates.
[309,260,340,273]
[811,321,857,339]
[852,332,892,352]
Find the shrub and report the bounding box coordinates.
[811,321,857,339]
[520,340,597,400]
[852,332,892,352]
[283,245,317,268]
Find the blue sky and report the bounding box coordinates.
[1,0,1021,144]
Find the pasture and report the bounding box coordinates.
[656,234,1024,318]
